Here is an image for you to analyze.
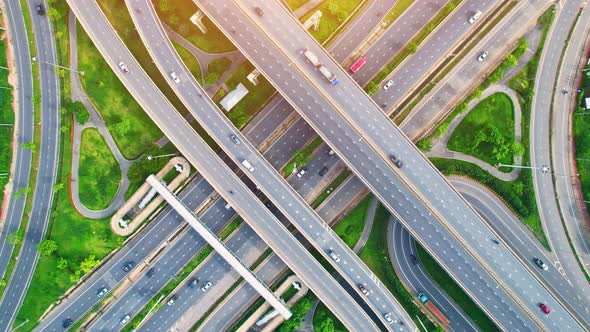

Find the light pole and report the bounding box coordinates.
[0,65,8,70]
[0,86,12,90]
[32,56,84,75]
[147,153,176,161]
[0,123,13,127]
[495,163,550,173]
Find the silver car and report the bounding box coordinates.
[478,51,489,62]
[383,79,394,90]
[170,71,181,83]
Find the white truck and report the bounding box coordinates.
[241,159,255,172]
[302,49,340,86]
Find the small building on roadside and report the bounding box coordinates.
[220,83,249,111]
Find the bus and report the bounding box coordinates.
[350,56,367,73]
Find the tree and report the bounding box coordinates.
[417,139,432,151]
[14,186,31,200]
[37,239,58,257]
[57,257,69,270]
[318,318,334,332]
[113,119,131,136]
[505,54,518,67]
[366,81,380,96]
[7,230,24,245]
[47,7,61,21]
[79,255,100,274]
[169,14,180,26]
[513,142,524,156]
[22,141,36,150]
[158,0,171,12]
[205,72,220,85]
[327,1,346,22]
[407,42,418,54]
[0,279,6,288]
[53,182,65,193]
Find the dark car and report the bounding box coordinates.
[389,154,403,168]
[358,284,369,296]
[409,254,418,265]
[36,4,45,15]
[122,261,134,273]
[535,258,549,271]
[62,319,73,328]
[146,268,156,278]
[254,6,264,17]
[187,277,199,289]
[318,167,329,176]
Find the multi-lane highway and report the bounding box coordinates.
[0,0,61,330]
[195,0,585,329]
[530,0,590,309]
[126,0,413,329]
[0,0,34,290]
[63,1,380,330]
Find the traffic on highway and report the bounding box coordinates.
[1,0,589,331]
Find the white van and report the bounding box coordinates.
[241,159,255,172]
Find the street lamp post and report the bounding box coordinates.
[147,153,176,161]
[32,56,84,75]
[495,163,550,173]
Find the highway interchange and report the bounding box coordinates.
[195,0,585,329]
[0,0,589,331]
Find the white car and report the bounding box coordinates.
[201,281,212,292]
[96,287,108,298]
[170,71,181,83]
[384,313,394,324]
[296,168,307,178]
[478,51,488,62]
[329,250,341,262]
[118,61,129,74]
[383,79,394,90]
[120,315,131,326]
[469,10,482,24]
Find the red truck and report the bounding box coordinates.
[418,292,450,326]
[349,56,367,73]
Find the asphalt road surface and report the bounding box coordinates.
[196,0,583,329]
[62,1,378,330]
[126,0,413,329]
[0,0,34,291]
[0,0,61,330]
[530,0,590,320]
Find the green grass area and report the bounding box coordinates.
[313,302,348,332]
[574,51,590,213]
[76,23,161,159]
[283,137,323,176]
[415,245,499,331]
[300,0,364,44]
[382,0,415,29]
[125,143,178,200]
[0,25,14,208]
[213,61,276,128]
[416,9,556,250]
[285,0,309,11]
[205,57,232,85]
[15,109,121,332]
[172,41,203,86]
[447,92,517,169]
[431,158,547,248]
[333,196,370,248]
[358,204,437,329]
[366,0,461,93]
[78,128,121,210]
[153,0,235,53]
[312,170,352,208]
